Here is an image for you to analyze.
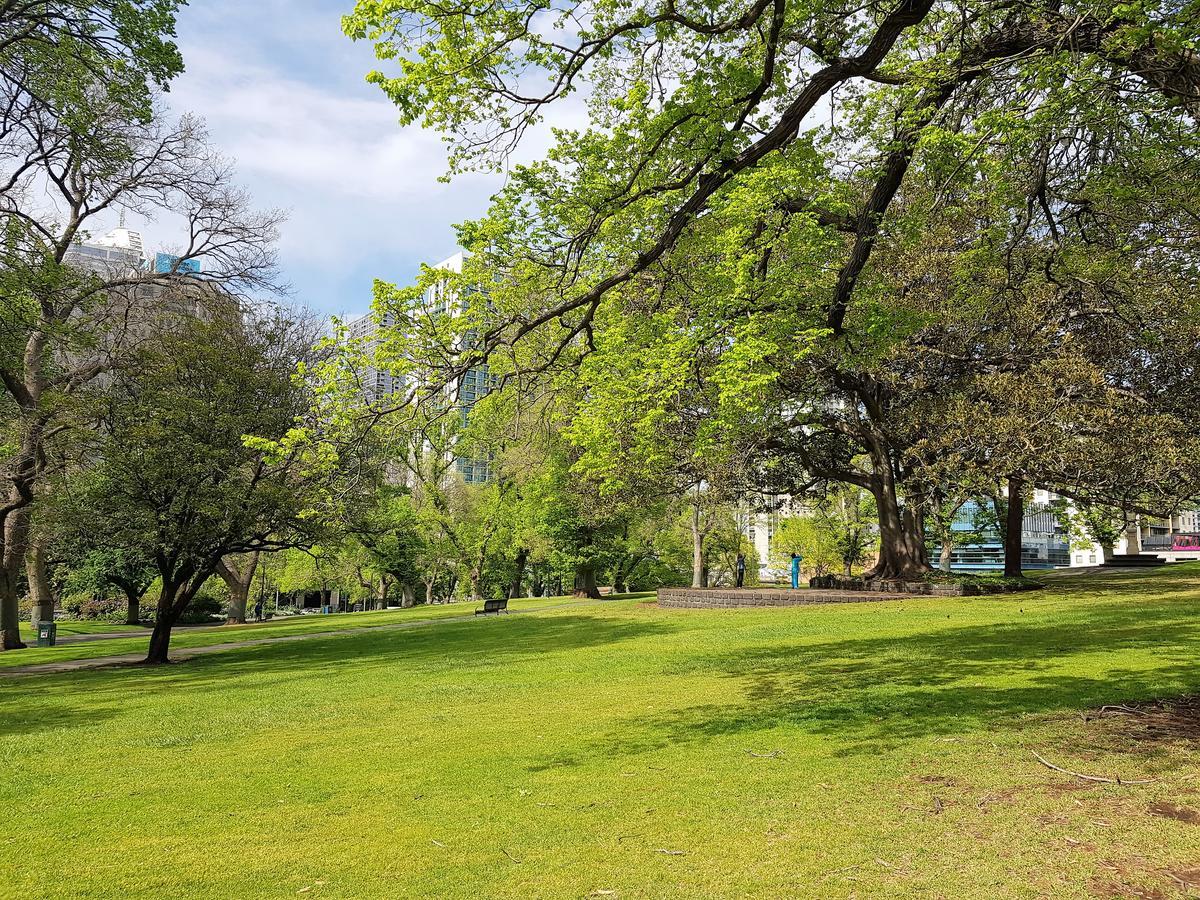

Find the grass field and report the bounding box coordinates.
[1,567,1198,898]
[2,595,599,670]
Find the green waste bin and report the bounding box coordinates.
[36,622,57,647]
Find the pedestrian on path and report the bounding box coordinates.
[790,552,802,590]
[735,553,746,588]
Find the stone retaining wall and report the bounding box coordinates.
[657,588,915,609]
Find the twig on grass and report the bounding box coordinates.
[655,849,686,856]
[1097,704,1148,716]
[1031,751,1154,785]
[501,848,523,864]
[745,749,785,759]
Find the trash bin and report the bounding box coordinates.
[36,622,57,647]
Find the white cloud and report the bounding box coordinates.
[135,1,593,314]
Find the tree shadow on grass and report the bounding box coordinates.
[0,613,673,739]
[573,591,1200,764]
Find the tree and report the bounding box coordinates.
[0,95,281,649]
[60,547,156,625]
[0,1,183,129]
[215,553,261,625]
[56,305,344,663]
[347,0,1200,581]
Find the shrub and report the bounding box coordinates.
[178,593,224,625]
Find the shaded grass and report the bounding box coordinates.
[1,594,647,670]
[0,569,1198,897]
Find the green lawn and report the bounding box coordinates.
[1,568,1199,898]
[2,595,606,670]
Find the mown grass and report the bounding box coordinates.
[1,568,1198,898]
[2,595,615,670]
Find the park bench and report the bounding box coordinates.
[475,598,509,616]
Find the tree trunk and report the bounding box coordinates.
[939,538,954,572]
[1004,477,1025,578]
[0,566,26,650]
[0,506,32,650]
[509,547,529,599]
[573,562,602,599]
[424,579,434,604]
[401,582,416,607]
[226,581,250,624]
[865,472,930,580]
[26,536,55,628]
[124,588,142,626]
[468,568,482,602]
[691,506,707,588]
[216,552,259,625]
[531,574,545,598]
[146,580,186,665]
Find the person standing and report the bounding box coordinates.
[735,553,746,588]
[790,552,802,590]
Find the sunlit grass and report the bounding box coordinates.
[1,569,1198,898]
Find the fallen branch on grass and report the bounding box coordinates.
[1097,705,1148,716]
[1031,751,1154,785]
[745,749,785,759]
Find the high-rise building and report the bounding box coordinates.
[345,309,406,403]
[64,227,146,272]
[420,251,493,484]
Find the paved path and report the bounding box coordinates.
[2,600,601,677]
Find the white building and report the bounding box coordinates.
[345,309,405,403]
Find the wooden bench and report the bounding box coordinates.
[475,598,509,616]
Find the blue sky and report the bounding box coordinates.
[163,0,505,319]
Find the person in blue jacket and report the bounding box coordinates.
[790,552,802,589]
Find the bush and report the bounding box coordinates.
[178,593,224,625]
[59,591,131,621]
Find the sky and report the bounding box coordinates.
[160,0,505,320]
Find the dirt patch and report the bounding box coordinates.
[1085,695,1200,744]
[917,774,959,787]
[1164,868,1200,891]
[1089,880,1167,899]
[1148,802,1200,825]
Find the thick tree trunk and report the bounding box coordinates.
[573,562,602,599]
[531,574,545,598]
[401,582,415,607]
[26,537,55,627]
[216,552,259,625]
[509,547,529,599]
[865,473,930,580]
[226,581,250,624]
[0,506,32,650]
[424,580,434,604]
[1004,477,1025,578]
[0,566,25,650]
[146,581,186,665]
[124,589,142,626]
